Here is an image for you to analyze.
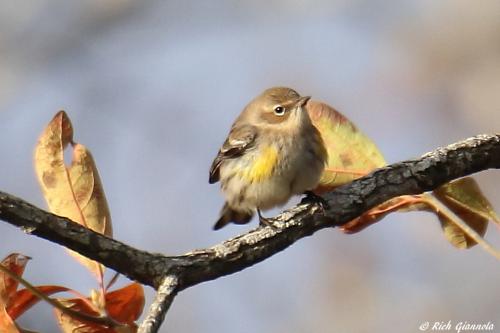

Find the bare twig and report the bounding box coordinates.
[138,276,179,333]
[0,134,498,292]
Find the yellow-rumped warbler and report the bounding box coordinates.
[209,87,327,230]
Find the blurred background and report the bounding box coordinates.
[1,1,499,332]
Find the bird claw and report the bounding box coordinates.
[301,191,329,212]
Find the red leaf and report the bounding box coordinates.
[54,284,144,333]
[8,285,71,319]
[54,298,110,333]
[0,254,30,305]
[105,283,144,324]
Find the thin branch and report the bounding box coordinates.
[138,276,179,333]
[0,134,499,291]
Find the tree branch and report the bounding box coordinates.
[138,275,178,333]
[0,134,499,292]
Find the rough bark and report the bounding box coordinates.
[137,275,178,333]
[0,134,498,292]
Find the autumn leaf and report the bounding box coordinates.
[8,285,71,320]
[55,298,113,333]
[438,212,487,249]
[0,254,30,305]
[340,195,425,234]
[33,112,143,332]
[341,177,500,254]
[434,177,499,225]
[0,254,30,333]
[54,283,144,333]
[104,283,144,324]
[0,253,88,330]
[34,111,113,284]
[307,101,499,253]
[0,307,20,333]
[433,177,498,249]
[307,101,386,192]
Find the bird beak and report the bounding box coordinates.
[297,96,311,107]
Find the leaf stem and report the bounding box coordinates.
[423,193,500,260]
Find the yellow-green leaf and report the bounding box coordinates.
[433,177,497,249]
[438,213,487,249]
[307,101,386,192]
[434,177,500,224]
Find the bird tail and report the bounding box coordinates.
[213,203,253,230]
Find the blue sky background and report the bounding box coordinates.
[0,1,499,332]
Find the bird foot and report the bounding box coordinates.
[301,191,329,212]
[257,209,278,229]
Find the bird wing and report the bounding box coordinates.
[209,125,257,184]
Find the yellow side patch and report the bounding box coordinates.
[240,145,278,183]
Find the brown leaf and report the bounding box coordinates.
[433,177,496,249]
[69,143,113,236]
[307,101,386,192]
[105,283,144,324]
[33,112,79,222]
[34,111,112,282]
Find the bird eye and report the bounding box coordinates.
[274,106,285,116]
